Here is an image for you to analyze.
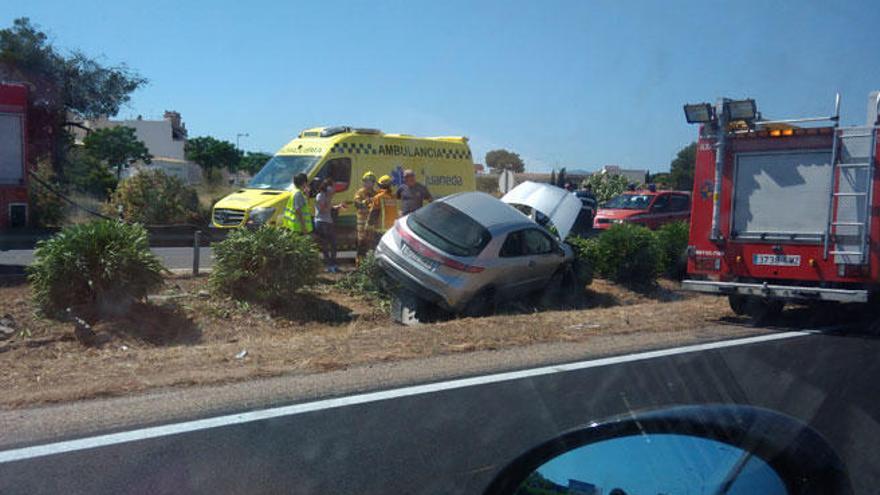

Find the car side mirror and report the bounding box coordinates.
[483,405,851,495]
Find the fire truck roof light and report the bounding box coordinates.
[725,99,757,121]
[684,103,714,124]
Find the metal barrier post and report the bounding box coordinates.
[193,230,202,276]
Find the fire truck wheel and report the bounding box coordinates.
[728,295,747,316]
[743,297,784,326]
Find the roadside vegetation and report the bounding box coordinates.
[210,226,321,305]
[27,220,165,318]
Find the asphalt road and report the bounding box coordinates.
[0,330,878,494]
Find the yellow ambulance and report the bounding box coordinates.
[211,126,476,245]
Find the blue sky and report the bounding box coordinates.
[8,1,880,172]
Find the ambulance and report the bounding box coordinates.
[211,126,476,245]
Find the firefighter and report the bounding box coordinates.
[368,174,398,238]
[353,171,377,264]
[282,173,313,234]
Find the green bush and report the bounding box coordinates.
[337,252,395,303]
[583,173,631,203]
[28,220,164,317]
[655,221,690,278]
[107,169,201,225]
[566,236,599,286]
[593,223,660,285]
[66,150,118,199]
[211,226,321,304]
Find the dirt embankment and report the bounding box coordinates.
[0,275,736,408]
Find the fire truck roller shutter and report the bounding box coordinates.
[732,150,833,241]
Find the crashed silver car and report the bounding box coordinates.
[376,181,581,318]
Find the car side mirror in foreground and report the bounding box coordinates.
[483,405,851,495]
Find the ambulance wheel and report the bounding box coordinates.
[743,297,784,326]
[728,295,747,316]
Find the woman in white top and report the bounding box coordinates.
[314,178,346,272]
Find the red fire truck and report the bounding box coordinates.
[0,83,30,229]
[681,92,880,323]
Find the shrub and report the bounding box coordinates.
[28,220,164,317]
[593,223,660,285]
[655,221,690,279]
[107,169,201,225]
[337,252,395,304]
[66,150,118,199]
[211,226,321,304]
[566,236,599,286]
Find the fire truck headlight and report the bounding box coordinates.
[684,103,715,124]
[246,207,276,226]
[726,99,757,121]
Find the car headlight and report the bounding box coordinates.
[612,219,625,224]
[247,207,276,225]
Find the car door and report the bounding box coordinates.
[646,193,671,229]
[494,230,534,298]
[521,229,562,288]
[668,193,691,224]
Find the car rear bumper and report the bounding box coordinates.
[376,243,466,310]
[681,279,869,303]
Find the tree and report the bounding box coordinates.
[0,18,146,170]
[485,149,525,173]
[669,142,697,191]
[238,151,272,175]
[66,149,118,198]
[185,136,242,174]
[556,167,568,187]
[82,126,152,179]
[585,173,630,203]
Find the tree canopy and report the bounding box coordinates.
[485,149,525,173]
[238,151,272,175]
[669,142,697,191]
[0,18,146,121]
[82,126,152,179]
[185,136,242,172]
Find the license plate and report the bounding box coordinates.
[753,254,801,267]
[401,243,439,271]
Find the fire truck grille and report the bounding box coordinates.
[213,208,246,227]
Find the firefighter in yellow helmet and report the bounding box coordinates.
[353,171,377,264]
[368,174,398,238]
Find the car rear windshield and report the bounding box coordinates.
[407,202,491,257]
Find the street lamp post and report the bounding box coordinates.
[236,133,249,149]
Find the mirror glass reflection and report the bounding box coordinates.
[516,433,788,495]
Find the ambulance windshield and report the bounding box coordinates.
[248,155,320,190]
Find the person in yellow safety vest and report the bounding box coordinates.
[353,171,377,264]
[283,173,313,233]
[368,174,398,237]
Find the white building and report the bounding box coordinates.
[599,165,648,185]
[75,111,204,185]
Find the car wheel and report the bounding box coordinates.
[728,294,747,315]
[743,296,784,326]
[542,265,579,307]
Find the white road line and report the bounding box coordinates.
[0,330,810,464]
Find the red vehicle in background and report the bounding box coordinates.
[682,92,880,323]
[0,83,29,229]
[593,190,690,231]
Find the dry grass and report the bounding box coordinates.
[0,275,733,408]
